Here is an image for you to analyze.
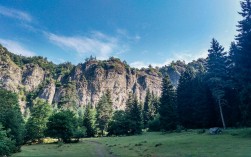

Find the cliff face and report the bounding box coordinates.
[51,60,162,110]
[0,46,165,111]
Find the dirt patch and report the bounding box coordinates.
[86,140,117,157]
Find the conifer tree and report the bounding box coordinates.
[234,0,251,125]
[177,66,196,127]
[206,39,228,129]
[159,75,177,131]
[127,95,143,134]
[151,93,160,116]
[96,90,113,136]
[143,89,152,128]
[83,104,96,137]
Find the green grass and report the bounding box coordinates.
[12,139,111,157]
[13,128,251,157]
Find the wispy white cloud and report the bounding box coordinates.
[46,31,127,60]
[0,5,32,22]
[130,49,208,69]
[0,39,36,56]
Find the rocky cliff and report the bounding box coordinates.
[0,45,183,112]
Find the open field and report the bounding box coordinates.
[13,129,251,157]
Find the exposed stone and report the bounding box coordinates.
[38,81,56,104]
[0,46,182,111]
[22,64,45,92]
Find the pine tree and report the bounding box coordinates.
[96,90,113,136]
[143,89,152,128]
[126,95,143,134]
[159,75,177,131]
[83,104,95,137]
[177,66,196,128]
[234,0,251,125]
[151,93,160,116]
[206,39,228,129]
[108,110,128,136]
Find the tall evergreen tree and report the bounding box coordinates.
[151,92,160,116]
[143,89,153,128]
[108,110,128,136]
[159,75,177,131]
[126,95,143,134]
[96,90,113,136]
[83,104,96,137]
[177,66,196,128]
[234,0,251,125]
[206,39,228,129]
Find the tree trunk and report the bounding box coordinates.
[218,98,226,129]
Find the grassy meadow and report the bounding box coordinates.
[13,128,251,157]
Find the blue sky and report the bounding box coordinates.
[0,0,241,68]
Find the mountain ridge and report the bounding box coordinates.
[0,44,192,113]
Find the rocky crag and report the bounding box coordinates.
[0,45,185,112]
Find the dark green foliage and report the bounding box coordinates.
[0,123,15,156]
[148,114,161,132]
[234,0,251,125]
[46,110,78,143]
[108,110,128,136]
[73,127,86,142]
[151,93,160,115]
[25,98,52,142]
[177,66,196,128]
[96,90,113,136]
[177,65,217,128]
[159,76,177,131]
[143,89,153,128]
[0,88,24,151]
[56,62,74,77]
[206,39,228,129]
[83,104,96,137]
[125,95,143,134]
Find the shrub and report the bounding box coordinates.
[46,110,79,143]
[0,123,16,156]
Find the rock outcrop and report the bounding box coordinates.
[0,45,182,112]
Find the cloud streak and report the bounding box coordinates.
[46,31,127,60]
[0,39,36,56]
[0,5,32,22]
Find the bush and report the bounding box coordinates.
[46,110,79,143]
[0,123,16,156]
